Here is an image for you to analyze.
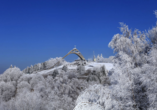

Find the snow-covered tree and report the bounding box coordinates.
[30,65,33,73]
[45,57,64,69]
[23,57,66,74]
[97,54,103,62]
[62,65,68,72]
[97,54,100,61]
[74,84,118,110]
[77,64,85,75]
[0,67,23,103]
[141,34,157,109]
[0,65,95,110]
[108,22,149,109]
[96,54,113,63]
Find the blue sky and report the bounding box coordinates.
[0,0,157,73]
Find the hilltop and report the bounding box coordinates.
[0,58,114,110]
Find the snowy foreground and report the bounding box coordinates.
[0,61,114,110]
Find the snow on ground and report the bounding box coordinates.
[67,65,77,70]
[74,102,104,110]
[37,62,114,75]
[37,65,63,75]
[67,62,114,71]
[85,62,113,71]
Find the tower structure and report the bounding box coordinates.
[93,51,96,62]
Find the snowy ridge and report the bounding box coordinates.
[37,62,113,75]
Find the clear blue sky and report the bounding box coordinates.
[0,0,157,73]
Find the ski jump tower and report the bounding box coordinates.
[48,47,85,69]
[62,46,85,61]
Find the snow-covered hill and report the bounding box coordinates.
[0,61,114,110]
[37,62,113,75]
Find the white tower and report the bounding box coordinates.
[93,51,96,62]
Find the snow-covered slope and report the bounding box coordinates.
[85,62,113,71]
[37,62,113,75]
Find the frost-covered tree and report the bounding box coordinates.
[0,81,16,102]
[141,33,157,109]
[96,54,113,63]
[62,65,68,72]
[148,11,157,46]
[87,68,101,83]
[52,69,59,78]
[33,64,38,71]
[108,22,149,109]
[97,54,100,61]
[0,65,95,110]
[109,22,148,67]
[97,54,104,62]
[0,67,23,103]
[23,57,66,74]
[133,10,157,110]
[74,84,118,110]
[77,64,85,75]
[74,10,157,110]
[37,63,42,70]
[45,57,64,69]
[29,65,33,73]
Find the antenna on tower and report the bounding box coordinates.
[93,51,96,62]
